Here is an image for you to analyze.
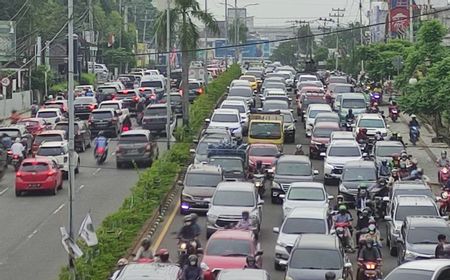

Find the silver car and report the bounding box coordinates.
[280,182,332,217]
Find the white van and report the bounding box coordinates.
[140,75,165,89]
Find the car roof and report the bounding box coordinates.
[120,129,150,136]
[249,143,279,149]
[315,112,339,118]
[405,216,448,227]
[300,74,317,78]
[115,263,181,280]
[187,163,222,174]
[393,259,450,271]
[331,131,354,138]
[92,108,115,113]
[38,108,60,112]
[341,93,365,99]
[147,103,167,109]
[344,160,376,168]
[213,108,239,115]
[329,140,360,147]
[100,100,122,104]
[39,141,67,148]
[393,181,429,190]
[314,121,340,128]
[396,195,436,206]
[308,104,331,110]
[217,269,268,280]
[375,140,404,147]
[264,99,288,104]
[294,234,339,250]
[23,156,54,164]
[288,207,328,219]
[278,155,310,163]
[221,100,246,106]
[210,229,255,240]
[38,130,66,135]
[0,125,25,131]
[290,182,325,189]
[359,113,384,120]
[216,181,255,191]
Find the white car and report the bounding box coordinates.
[323,140,363,184]
[230,79,251,89]
[330,131,355,141]
[36,141,80,176]
[98,100,129,124]
[220,100,249,128]
[280,182,332,217]
[36,108,64,125]
[354,113,390,138]
[305,104,332,136]
[206,108,243,139]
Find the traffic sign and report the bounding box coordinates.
[1,77,10,87]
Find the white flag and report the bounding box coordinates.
[78,213,98,247]
[60,227,83,259]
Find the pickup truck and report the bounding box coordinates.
[98,100,129,125]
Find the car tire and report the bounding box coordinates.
[116,161,122,169]
[51,186,58,196]
[75,160,80,174]
[80,141,86,152]
[389,239,397,256]
[15,190,21,197]
[274,262,284,271]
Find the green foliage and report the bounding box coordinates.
[314,47,329,62]
[30,65,53,93]
[80,73,96,85]
[103,48,136,69]
[58,65,241,280]
[270,41,298,66]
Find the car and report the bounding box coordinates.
[307,112,340,137]
[115,130,159,168]
[118,74,138,89]
[373,140,405,165]
[305,104,333,134]
[271,155,319,204]
[17,118,47,136]
[327,83,354,98]
[180,164,223,214]
[385,195,440,256]
[113,89,145,113]
[141,103,172,135]
[280,182,332,217]
[338,160,378,206]
[228,86,254,108]
[36,141,80,177]
[247,143,280,172]
[54,120,91,152]
[261,81,287,94]
[297,92,327,121]
[32,130,66,154]
[113,263,181,280]
[184,79,205,102]
[216,269,270,280]
[15,156,63,196]
[206,182,263,238]
[328,76,348,84]
[330,131,355,141]
[280,110,296,143]
[220,100,249,132]
[200,127,233,142]
[208,152,247,181]
[88,108,121,137]
[73,96,98,119]
[35,108,64,125]
[388,181,435,202]
[298,74,318,83]
[397,216,450,264]
[230,79,252,89]
[162,92,183,115]
[140,75,165,89]
[273,207,331,270]
[323,140,363,184]
[384,259,450,280]
[98,100,130,125]
[240,75,258,91]
[201,229,263,280]
[354,113,390,138]
[336,93,367,120]
[206,109,243,139]
[296,85,324,98]
[0,125,33,153]
[281,234,353,280]
[96,84,119,102]
[309,121,341,159]
[262,99,290,112]
[193,136,223,164]
[263,92,291,106]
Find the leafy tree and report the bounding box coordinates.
[270,41,297,66]
[314,47,329,62]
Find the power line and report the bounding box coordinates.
[9,0,30,21]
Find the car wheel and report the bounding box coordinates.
[274,262,284,271]
[397,249,403,265]
[15,190,21,197]
[389,240,397,256]
[116,161,122,169]
[51,185,58,196]
[80,141,86,152]
[75,160,80,174]
[63,171,68,180]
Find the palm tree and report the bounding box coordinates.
[155,0,219,126]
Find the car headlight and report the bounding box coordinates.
[404,250,416,259]
[182,193,194,200]
[285,124,295,130]
[325,162,334,170]
[200,262,209,271]
[207,213,218,220]
[255,181,262,187]
[277,241,288,247]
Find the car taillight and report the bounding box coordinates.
[47,170,56,176]
[139,88,145,92]
[7,150,12,155]
[179,89,183,95]
[133,96,139,102]
[145,144,151,151]
[16,172,22,177]
[64,156,68,163]
[88,104,95,111]
[198,88,203,94]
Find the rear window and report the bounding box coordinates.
[37,111,57,118]
[145,108,167,116]
[221,104,245,113]
[91,111,113,119]
[75,97,96,104]
[342,98,366,108]
[100,104,119,110]
[54,123,79,133]
[97,87,117,94]
[37,146,66,156]
[313,127,338,138]
[0,129,20,138]
[212,113,238,123]
[116,92,136,99]
[119,134,148,143]
[185,173,222,187]
[189,83,201,89]
[21,162,49,172]
[141,81,163,88]
[34,134,63,144]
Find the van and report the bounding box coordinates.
[338,93,367,121]
[140,75,166,89]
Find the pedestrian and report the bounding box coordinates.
[435,234,450,259]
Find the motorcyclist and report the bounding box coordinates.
[235,211,253,230]
[0,133,12,149]
[368,102,379,113]
[356,208,371,241]
[409,114,420,128]
[356,184,369,213]
[388,100,398,114]
[391,154,401,169]
[333,204,354,250]
[155,248,172,263]
[399,152,410,168]
[10,110,20,124]
[133,238,154,261]
[357,238,382,279]
[356,128,369,143]
[31,101,39,117]
[85,89,94,97]
[435,234,450,259]
[388,168,401,186]
[437,151,450,167]
[94,131,108,157]
[378,160,391,178]
[244,255,260,269]
[370,178,389,198]
[404,167,424,181]
[109,258,129,280]
[181,255,203,280]
[294,144,304,155]
[374,131,384,141]
[11,138,25,159]
[178,215,198,241]
[361,224,382,249]
[345,108,355,122]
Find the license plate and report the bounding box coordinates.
[28,184,40,189]
[127,149,138,154]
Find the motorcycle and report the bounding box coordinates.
[335,222,353,252]
[177,239,200,267]
[438,166,450,186]
[11,154,22,171]
[389,106,399,122]
[369,92,381,106]
[359,261,381,280]
[410,126,420,146]
[253,173,266,197]
[95,146,108,165]
[439,191,450,216]
[344,118,354,132]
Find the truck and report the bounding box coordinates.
[247,111,284,148]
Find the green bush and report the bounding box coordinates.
[80,73,96,85]
[58,65,240,280]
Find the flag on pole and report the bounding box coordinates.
[78,213,98,247]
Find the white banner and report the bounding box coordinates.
[78,213,98,247]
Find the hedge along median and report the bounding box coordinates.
[59,64,241,280]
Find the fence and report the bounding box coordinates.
[0,90,31,119]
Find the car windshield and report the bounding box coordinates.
[119,134,148,144]
[75,97,96,104]
[37,111,57,118]
[263,102,289,110]
[265,83,285,90]
[185,173,222,187]
[145,108,166,116]
[91,112,113,119]
[376,145,404,157]
[0,129,20,138]
[384,269,434,280]
[18,120,39,127]
[34,135,63,144]
[395,206,438,221]
[300,77,318,82]
[309,109,330,118]
[245,71,262,78]
[97,87,117,94]
[221,104,245,113]
[282,113,293,123]
[328,146,361,157]
[170,94,182,102]
[313,127,337,138]
[288,187,325,201]
[333,85,354,93]
[209,158,243,173]
[21,162,49,172]
[229,88,252,98]
[342,99,366,108]
[290,249,341,270]
[359,119,385,128]
[250,123,282,139]
[240,76,256,82]
[249,146,278,157]
[407,227,450,244]
[342,167,376,181]
[37,147,65,156]
[315,116,339,124]
[141,81,163,88]
[282,218,327,234]
[212,113,238,123]
[276,162,311,176]
[213,190,255,207]
[189,83,201,89]
[206,239,251,256]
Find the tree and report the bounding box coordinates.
[314,47,329,62]
[154,0,219,125]
[270,41,297,66]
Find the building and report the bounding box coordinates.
[368,1,389,42]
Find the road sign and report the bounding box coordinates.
[1,77,10,87]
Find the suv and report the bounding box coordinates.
[385,195,440,256]
[54,120,91,152]
[305,104,332,135]
[220,99,249,131]
[206,181,263,238]
[88,108,121,137]
[373,140,405,166]
[36,108,64,125]
[36,141,80,177]
[32,130,66,154]
[273,207,331,270]
[114,89,145,113]
[338,160,377,206]
[306,112,340,137]
[141,104,172,135]
[309,121,341,159]
[206,109,243,139]
[397,216,450,264]
[114,263,180,280]
[228,86,255,108]
[385,259,450,280]
[280,182,332,217]
[281,234,352,280]
[271,155,319,204]
[354,113,390,138]
[323,140,363,184]
[73,96,98,119]
[337,93,367,121]
[115,130,159,168]
[180,164,224,214]
[388,181,435,202]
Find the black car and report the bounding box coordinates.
[338,160,378,206]
[118,75,138,89]
[160,92,183,115]
[114,90,145,114]
[88,108,121,137]
[74,96,98,119]
[141,104,172,135]
[54,120,91,152]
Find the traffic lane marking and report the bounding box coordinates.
[151,199,180,252]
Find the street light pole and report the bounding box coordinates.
[234,0,238,63]
[224,0,228,68]
[166,0,172,150]
[359,0,364,73]
[409,0,414,42]
[204,0,208,85]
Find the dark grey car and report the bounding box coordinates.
[141,104,172,135]
[338,160,378,206]
[115,130,159,168]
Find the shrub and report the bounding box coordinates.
[80,73,96,85]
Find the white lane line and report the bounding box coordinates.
[79,184,85,190]
[111,152,116,156]
[27,229,38,239]
[52,203,65,215]
[0,187,8,196]
[92,168,101,175]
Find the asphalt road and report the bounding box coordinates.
[154,98,442,279]
[0,119,175,280]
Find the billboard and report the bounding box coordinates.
[214,40,234,58]
[389,0,410,38]
[0,21,16,63]
[242,40,270,59]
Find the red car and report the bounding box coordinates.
[201,229,263,280]
[296,92,327,119]
[309,121,341,159]
[248,143,280,172]
[16,118,47,136]
[15,157,63,196]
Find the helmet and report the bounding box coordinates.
[14,138,20,143]
[141,238,151,248]
[242,211,250,218]
[442,151,447,157]
[157,248,170,262]
[373,102,378,106]
[400,152,408,159]
[183,214,193,223]
[359,183,368,190]
[362,208,369,216]
[381,159,388,166]
[296,144,302,151]
[97,130,104,137]
[348,108,353,113]
[368,224,376,233]
[411,114,416,119]
[246,255,256,264]
[337,194,344,201]
[338,204,347,211]
[378,178,387,186]
[188,254,198,265]
[117,258,129,266]
[190,213,198,222]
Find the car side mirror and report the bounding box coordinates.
[204,118,210,123]
[313,170,319,175]
[273,227,280,233]
[279,260,288,266]
[344,262,352,268]
[279,194,286,199]
[328,195,334,200]
[177,180,183,186]
[384,216,392,221]
[55,117,61,123]
[255,250,263,257]
[320,152,326,157]
[383,197,390,202]
[189,149,196,154]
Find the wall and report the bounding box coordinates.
[0,90,31,119]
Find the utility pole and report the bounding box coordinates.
[124,5,128,33]
[359,0,364,72]
[234,0,238,63]
[142,10,148,43]
[204,0,208,85]
[88,0,95,73]
[330,8,345,71]
[36,36,42,66]
[409,0,414,42]
[119,0,122,48]
[224,0,228,68]
[166,0,172,150]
